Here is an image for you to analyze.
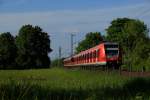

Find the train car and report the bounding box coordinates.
[63,42,122,69]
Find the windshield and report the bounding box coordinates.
[105,50,118,56]
[105,44,118,48]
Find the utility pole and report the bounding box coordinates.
[59,46,62,59]
[71,33,75,56]
[58,46,62,67]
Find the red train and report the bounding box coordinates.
[63,42,122,69]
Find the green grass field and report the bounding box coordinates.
[0,68,150,100]
[0,68,127,88]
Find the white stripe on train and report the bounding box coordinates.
[64,62,107,66]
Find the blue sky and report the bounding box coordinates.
[0,0,147,12]
[0,0,150,59]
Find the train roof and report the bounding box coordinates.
[79,42,118,53]
[63,42,118,60]
[104,42,118,45]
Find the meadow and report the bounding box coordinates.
[0,68,150,100]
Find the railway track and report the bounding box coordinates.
[121,71,150,77]
[83,68,150,77]
[65,65,150,77]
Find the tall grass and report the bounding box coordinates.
[0,68,150,100]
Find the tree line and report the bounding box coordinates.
[0,25,52,69]
[1,18,150,70]
[75,18,150,71]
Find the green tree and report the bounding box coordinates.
[106,18,148,49]
[106,18,150,71]
[106,18,131,42]
[129,38,150,70]
[76,32,103,53]
[15,25,52,69]
[0,32,17,69]
[51,58,64,67]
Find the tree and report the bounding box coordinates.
[0,32,17,69]
[106,18,131,42]
[129,38,150,70]
[15,25,52,69]
[76,32,103,53]
[106,18,148,49]
[51,58,64,67]
[106,18,150,71]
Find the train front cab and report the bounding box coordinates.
[104,43,121,69]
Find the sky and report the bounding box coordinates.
[0,0,150,59]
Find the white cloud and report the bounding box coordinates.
[0,3,150,59]
[0,3,149,33]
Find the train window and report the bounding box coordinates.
[93,51,96,58]
[90,52,92,58]
[71,58,74,62]
[87,54,88,59]
[89,53,91,58]
[87,53,89,59]
[105,50,118,56]
[105,44,118,48]
[96,50,99,58]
